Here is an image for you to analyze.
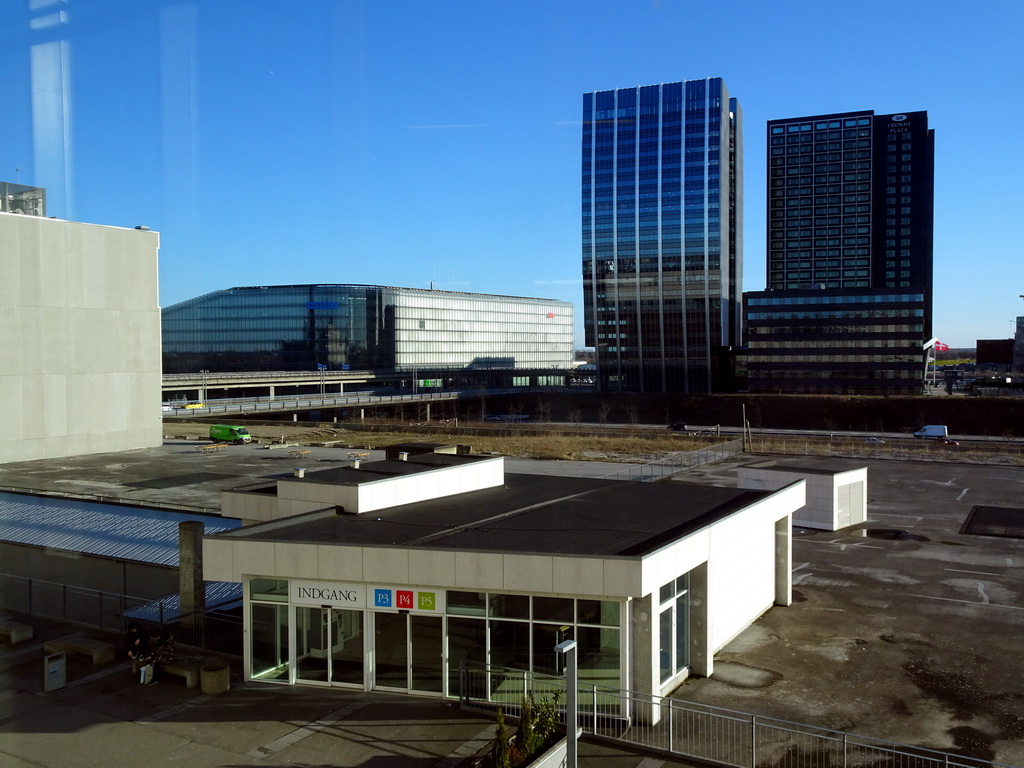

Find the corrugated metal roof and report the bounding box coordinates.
[124,581,242,623]
[0,491,239,567]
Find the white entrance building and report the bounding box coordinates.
[202,452,805,701]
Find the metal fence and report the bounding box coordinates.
[0,573,242,654]
[599,438,745,482]
[459,662,1014,768]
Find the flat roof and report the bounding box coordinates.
[292,453,491,486]
[743,458,865,476]
[213,473,769,558]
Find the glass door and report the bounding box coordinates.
[330,608,364,687]
[410,615,443,693]
[296,606,329,683]
[374,611,408,688]
[373,613,444,693]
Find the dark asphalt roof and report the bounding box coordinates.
[297,453,491,486]
[214,473,768,558]
[744,458,865,476]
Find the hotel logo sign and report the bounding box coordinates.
[888,113,912,134]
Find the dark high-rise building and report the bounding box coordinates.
[745,110,936,395]
[582,78,742,393]
[766,110,933,299]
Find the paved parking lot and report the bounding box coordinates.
[671,455,1024,766]
[0,620,696,767]
[1,445,1022,765]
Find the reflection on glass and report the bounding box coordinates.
[331,609,363,686]
[296,606,329,683]
[488,593,529,619]
[410,615,443,693]
[576,625,620,688]
[489,620,530,672]
[250,577,288,601]
[374,612,408,688]
[577,599,621,627]
[533,596,572,623]
[532,624,572,677]
[251,603,289,681]
[659,608,673,683]
[447,591,487,616]
[675,593,689,672]
[447,617,487,697]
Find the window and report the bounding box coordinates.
[658,574,690,683]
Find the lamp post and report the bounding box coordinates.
[554,639,578,768]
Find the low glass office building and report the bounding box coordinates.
[744,287,927,394]
[162,284,573,373]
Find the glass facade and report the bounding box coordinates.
[582,78,742,394]
[744,288,928,394]
[248,579,624,696]
[162,284,573,373]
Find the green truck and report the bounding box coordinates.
[209,425,252,445]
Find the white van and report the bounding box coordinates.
[913,424,948,439]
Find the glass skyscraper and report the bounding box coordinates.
[581,77,742,393]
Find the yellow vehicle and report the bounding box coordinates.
[184,402,206,409]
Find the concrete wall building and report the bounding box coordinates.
[0,206,162,464]
[738,461,868,531]
[581,78,743,394]
[203,452,805,705]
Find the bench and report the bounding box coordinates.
[288,449,311,459]
[0,619,33,644]
[196,443,228,454]
[347,451,369,460]
[131,655,205,688]
[44,635,115,665]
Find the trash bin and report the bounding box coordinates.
[44,652,66,692]
[200,660,229,695]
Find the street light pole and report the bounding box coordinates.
[555,639,578,768]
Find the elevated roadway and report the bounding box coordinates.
[162,389,466,419]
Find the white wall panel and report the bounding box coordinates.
[0,213,161,464]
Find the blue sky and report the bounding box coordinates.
[1,0,1021,348]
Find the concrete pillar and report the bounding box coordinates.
[688,561,712,678]
[425,403,430,422]
[775,514,793,606]
[630,592,659,724]
[178,521,205,618]
[269,385,275,397]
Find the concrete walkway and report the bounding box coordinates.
[1,619,695,768]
